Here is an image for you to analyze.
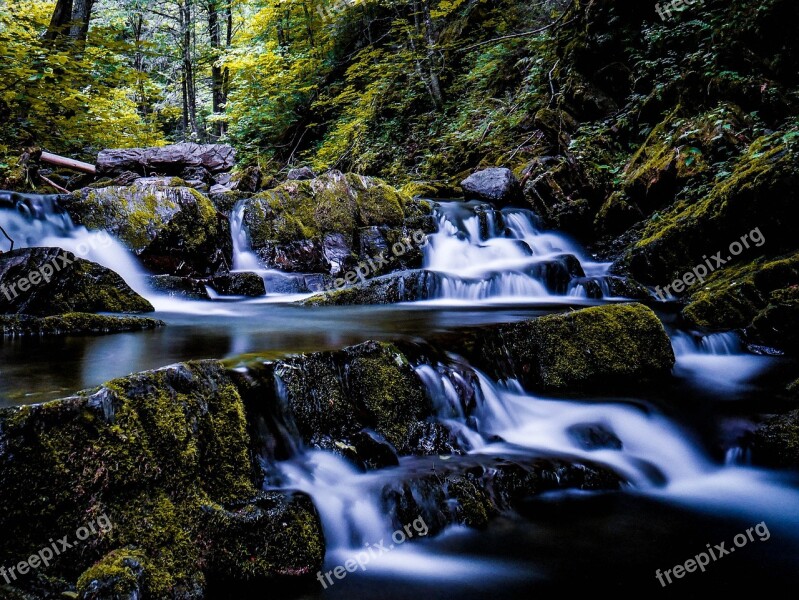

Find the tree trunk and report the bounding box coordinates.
[208,1,226,139]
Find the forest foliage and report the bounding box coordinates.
[0,0,570,180]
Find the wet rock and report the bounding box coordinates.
[0,313,164,337]
[0,361,323,597]
[381,456,622,535]
[468,303,675,393]
[0,248,153,315]
[64,182,232,277]
[146,274,210,300]
[247,341,438,455]
[241,171,423,274]
[287,167,316,181]
[567,423,624,450]
[210,272,266,297]
[96,144,236,176]
[751,409,799,469]
[460,167,522,205]
[302,270,436,306]
[340,430,401,471]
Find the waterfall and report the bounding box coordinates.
[0,192,151,297]
[671,330,770,393]
[422,201,617,302]
[230,199,262,271]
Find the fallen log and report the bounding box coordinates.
[40,151,96,174]
[96,143,236,176]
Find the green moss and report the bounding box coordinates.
[682,252,799,338]
[471,303,675,392]
[77,549,147,597]
[0,313,164,337]
[0,361,323,596]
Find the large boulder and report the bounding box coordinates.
[96,144,236,176]
[466,303,675,392]
[0,247,153,315]
[235,341,454,457]
[241,170,435,274]
[0,361,324,598]
[460,167,522,205]
[64,181,232,277]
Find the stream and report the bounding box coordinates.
[1,191,798,596]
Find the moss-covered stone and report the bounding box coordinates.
[615,128,799,285]
[241,170,425,274]
[680,251,799,349]
[263,340,439,454]
[751,409,799,470]
[0,313,164,337]
[0,361,324,598]
[0,248,153,315]
[467,303,675,392]
[64,182,232,277]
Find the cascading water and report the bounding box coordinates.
[671,330,771,393]
[421,201,618,303]
[231,199,262,272]
[0,192,150,297]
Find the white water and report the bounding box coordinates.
[671,330,771,393]
[231,199,262,271]
[421,201,617,303]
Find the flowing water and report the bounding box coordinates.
[2,191,798,595]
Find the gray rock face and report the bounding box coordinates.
[97,144,236,176]
[460,167,522,205]
[0,247,153,315]
[287,166,316,180]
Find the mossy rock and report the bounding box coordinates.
[239,340,439,455]
[64,182,232,277]
[241,170,423,274]
[681,251,799,349]
[751,409,799,470]
[615,128,799,285]
[467,303,675,393]
[0,248,153,315]
[0,361,324,597]
[0,313,164,337]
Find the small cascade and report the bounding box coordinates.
[725,446,752,466]
[0,192,151,297]
[230,199,262,271]
[422,201,618,302]
[671,330,769,393]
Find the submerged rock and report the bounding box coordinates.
[0,248,153,315]
[0,361,324,597]
[460,167,522,205]
[64,181,232,277]
[467,303,675,393]
[0,313,164,337]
